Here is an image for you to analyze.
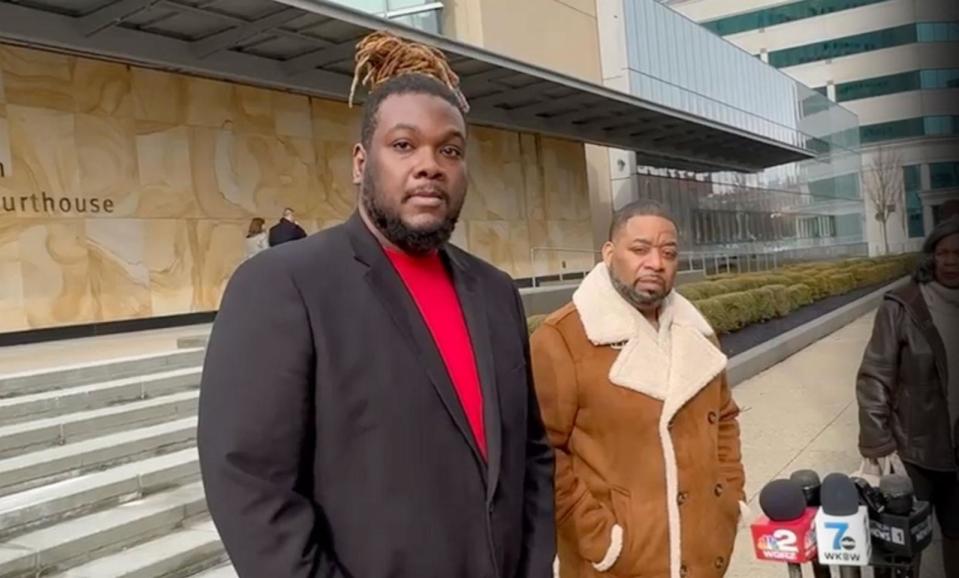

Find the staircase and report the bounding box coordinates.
[0,346,237,578]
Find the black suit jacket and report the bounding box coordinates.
[198,213,555,578]
[269,218,307,246]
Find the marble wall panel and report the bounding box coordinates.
[0,45,74,112]
[0,66,6,102]
[18,221,95,329]
[461,127,526,222]
[132,68,187,125]
[0,222,27,332]
[0,103,9,181]
[76,114,139,215]
[234,85,273,135]
[273,92,313,139]
[529,219,595,276]
[85,218,152,322]
[4,105,80,200]
[73,59,132,118]
[541,136,590,221]
[2,44,594,332]
[185,76,235,129]
[467,220,532,279]
[192,220,247,311]
[135,122,198,218]
[145,219,197,317]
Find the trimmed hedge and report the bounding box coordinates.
[526,254,919,336]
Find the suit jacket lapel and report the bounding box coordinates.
[445,250,503,503]
[345,214,488,472]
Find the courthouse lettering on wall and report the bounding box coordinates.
[1,192,115,215]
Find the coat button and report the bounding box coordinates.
[707,411,718,424]
[714,483,724,497]
[715,556,726,569]
[677,491,689,505]
[679,563,689,577]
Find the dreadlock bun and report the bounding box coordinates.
[349,31,470,113]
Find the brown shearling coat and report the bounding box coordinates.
[531,264,746,578]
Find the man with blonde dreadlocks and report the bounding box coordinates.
[198,31,556,578]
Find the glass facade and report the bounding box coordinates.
[834,68,959,102]
[326,0,442,32]
[930,161,959,189]
[702,0,887,37]
[903,165,924,238]
[621,0,864,257]
[767,23,958,68]
[859,116,959,144]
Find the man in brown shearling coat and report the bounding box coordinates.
[531,200,746,578]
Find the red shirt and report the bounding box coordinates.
[386,249,487,460]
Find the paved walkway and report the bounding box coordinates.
[727,310,944,578]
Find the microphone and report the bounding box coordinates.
[789,470,831,578]
[816,473,872,577]
[867,474,933,576]
[751,479,818,577]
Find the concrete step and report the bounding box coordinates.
[0,349,204,399]
[191,563,237,578]
[0,448,198,539]
[0,391,198,459]
[0,368,201,424]
[0,481,207,577]
[0,418,197,497]
[49,518,224,578]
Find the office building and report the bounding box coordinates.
[668,0,959,254]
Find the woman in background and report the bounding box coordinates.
[857,217,959,577]
[245,217,268,260]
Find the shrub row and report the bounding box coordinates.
[525,255,918,336]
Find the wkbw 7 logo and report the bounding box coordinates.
[821,522,863,563]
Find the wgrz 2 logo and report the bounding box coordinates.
[757,529,803,560]
[821,522,863,563]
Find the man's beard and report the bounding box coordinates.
[361,165,460,255]
[609,264,668,311]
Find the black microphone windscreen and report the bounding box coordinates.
[879,474,913,498]
[790,469,822,506]
[759,479,807,521]
[821,473,861,516]
[880,474,915,516]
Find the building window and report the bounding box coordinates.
[701,0,887,37]
[833,68,959,103]
[835,71,920,102]
[858,116,959,144]
[903,165,924,238]
[759,22,959,68]
[808,173,861,200]
[930,161,959,190]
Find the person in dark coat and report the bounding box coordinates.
[197,31,555,578]
[268,207,307,246]
[857,217,959,577]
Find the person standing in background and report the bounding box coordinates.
[531,200,745,578]
[858,217,959,577]
[245,217,268,260]
[268,207,307,247]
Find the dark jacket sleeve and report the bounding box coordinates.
[294,223,307,240]
[857,298,903,459]
[197,253,324,578]
[512,286,557,578]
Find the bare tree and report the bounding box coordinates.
[864,146,903,255]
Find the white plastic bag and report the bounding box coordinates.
[852,453,906,486]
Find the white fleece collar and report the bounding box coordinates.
[572,263,727,409]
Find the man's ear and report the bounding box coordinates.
[352,144,366,185]
[601,241,614,266]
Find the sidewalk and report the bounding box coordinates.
[726,310,944,578]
